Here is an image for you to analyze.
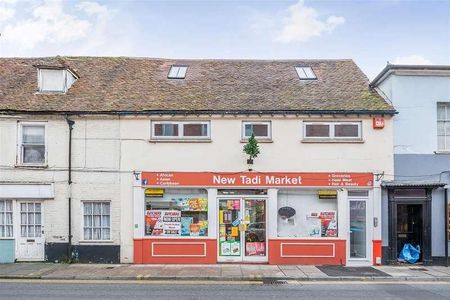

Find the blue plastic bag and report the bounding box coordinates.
[399,243,420,264]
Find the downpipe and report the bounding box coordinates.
[65,117,75,263]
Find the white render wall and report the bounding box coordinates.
[1,115,394,263]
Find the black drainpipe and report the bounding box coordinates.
[66,117,75,262]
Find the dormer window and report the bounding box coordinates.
[37,68,77,93]
[295,66,317,80]
[168,65,188,79]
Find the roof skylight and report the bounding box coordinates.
[168,65,188,79]
[295,66,317,80]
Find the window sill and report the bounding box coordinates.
[0,237,14,240]
[301,138,364,144]
[15,164,48,169]
[240,139,273,143]
[79,240,114,244]
[149,139,212,143]
[434,151,450,155]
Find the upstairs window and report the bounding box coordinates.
[295,66,317,80]
[304,122,361,139]
[242,121,271,140]
[437,103,450,151]
[168,65,188,79]
[152,121,210,140]
[38,68,77,93]
[19,123,46,165]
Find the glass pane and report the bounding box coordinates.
[35,213,41,225]
[218,199,241,257]
[295,67,308,79]
[305,124,330,137]
[35,203,41,212]
[335,124,359,137]
[93,216,101,227]
[252,124,269,137]
[93,203,101,215]
[84,228,92,240]
[303,67,316,79]
[40,69,65,91]
[6,200,12,211]
[28,226,35,237]
[245,199,266,256]
[446,105,450,121]
[21,213,27,225]
[437,104,446,120]
[35,226,42,237]
[183,124,208,137]
[93,228,101,240]
[102,203,110,215]
[0,213,3,225]
[0,201,4,212]
[177,66,187,78]
[438,135,446,150]
[102,215,110,227]
[168,66,181,78]
[350,200,366,258]
[28,203,35,212]
[438,122,445,135]
[244,124,253,137]
[21,225,27,237]
[154,124,178,137]
[84,215,91,227]
[28,213,35,225]
[23,145,45,164]
[22,125,45,144]
[84,202,92,215]
[5,212,12,225]
[6,225,13,237]
[20,203,27,212]
[102,228,111,240]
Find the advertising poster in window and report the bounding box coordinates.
[319,211,337,237]
[145,210,181,236]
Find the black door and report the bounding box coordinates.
[396,204,423,261]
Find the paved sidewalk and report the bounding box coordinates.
[0,263,449,282]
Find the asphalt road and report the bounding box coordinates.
[0,280,449,300]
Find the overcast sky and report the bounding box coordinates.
[0,0,449,79]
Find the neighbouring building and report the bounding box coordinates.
[371,64,450,265]
[0,57,395,265]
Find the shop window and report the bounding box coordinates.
[0,200,13,238]
[242,121,271,140]
[18,123,46,165]
[151,121,210,140]
[83,202,111,240]
[145,189,208,237]
[303,122,361,140]
[277,189,338,238]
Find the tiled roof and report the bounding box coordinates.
[0,56,395,114]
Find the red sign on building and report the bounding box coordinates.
[141,172,373,187]
[373,117,385,129]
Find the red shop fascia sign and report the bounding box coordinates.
[140,172,374,188]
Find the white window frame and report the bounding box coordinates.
[437,103,450,151]
[242,121,272,140]
[17,122,48,166]
[0,200,13,239]
[303,121,362,140]
[167,65,188,79]
[151,121,210,140]
[81,201,112,242]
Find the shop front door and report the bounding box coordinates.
[16,202,45,261]
[218,198,267,262]
[348,197,371,265]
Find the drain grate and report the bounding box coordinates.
[410,267,428,271]
[105,266,115,269]
[262,279,288,285]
